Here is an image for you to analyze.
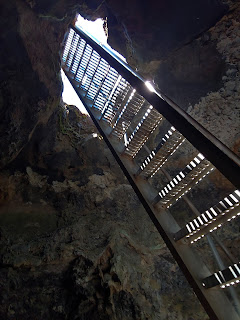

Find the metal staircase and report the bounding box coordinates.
[61,24,240,320]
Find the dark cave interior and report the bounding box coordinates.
[0,0,239,319]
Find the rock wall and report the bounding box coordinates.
[0,105,206,319]
[104,0,240,151]
[0,0,239,319]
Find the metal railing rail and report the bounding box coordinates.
[69,24,240,189]
[61,25,240,320]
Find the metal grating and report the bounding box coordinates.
[111,90,145,139]
[202,262,240,289]
[124,106,162,158]
[138,127,185,178]
[174,190,240,242]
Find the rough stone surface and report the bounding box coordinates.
[0,0,239,319]
[189,1,240,152]
[0,105,206,319]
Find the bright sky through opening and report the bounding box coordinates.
[61,15,108,114]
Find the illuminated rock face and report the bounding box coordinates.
[0,0,239,319]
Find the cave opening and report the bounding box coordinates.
[61,15,107,115]
[61,14,127,116]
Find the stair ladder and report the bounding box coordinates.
[61,24,240,320]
